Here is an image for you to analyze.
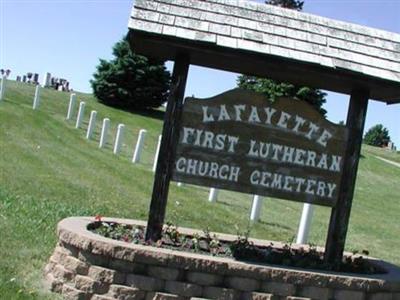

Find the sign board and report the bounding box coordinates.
[172,89,348,207]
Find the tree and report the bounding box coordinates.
[236,0,327,117]
[364,124,391,147]
[266,0,304,10]
[91,37,171,110]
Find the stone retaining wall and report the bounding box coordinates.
[44,217,400,300]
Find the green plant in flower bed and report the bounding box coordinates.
[88,219,382,275]
[88,219,144,244]
[88,219,231,256]
[229,235,381,274]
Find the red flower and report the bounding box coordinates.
[95,215,102,222]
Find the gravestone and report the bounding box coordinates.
[42,72,51,87]
[0,76,5,101]
[33,73,39,84]
[16,76,21,82]
[113,124,125,154]
[75,102,86,128]
[32,85,41,110]
[99,118,110,149]
[152,135,163,172]
[86,111,97,140]
[250,195,262,221]
[132,129,147,163]
[66,94,76,120]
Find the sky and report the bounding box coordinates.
[1,0,399,147]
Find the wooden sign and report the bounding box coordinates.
[172,89,348,207]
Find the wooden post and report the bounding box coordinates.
[145,53,190,241]
[324,88,369,265]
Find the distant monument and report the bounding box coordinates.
[0,69,11,78]
[14,71,72,92]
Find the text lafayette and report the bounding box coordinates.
[202,104,333,147]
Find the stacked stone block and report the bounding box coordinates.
[44,217,400,300]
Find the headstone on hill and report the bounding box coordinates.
[66,94,76,120]
[16,76,21,82]
[32,85,41,110]
[42,72,51,87]
[296,203,315,244]
[152,135,162,172]
[75,102,86,128]
[2,69,11,78]
[208,188,219,203]
[86,110,97,140]
[0,76,5,101]
[99,118,110,149]
[250,195,262,221]
[33,73,39,84]
[132,129,147,163]
[129,0,400,265]
[22,75,27,83]
[113,124,125,154]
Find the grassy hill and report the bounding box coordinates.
[1,80,399,299]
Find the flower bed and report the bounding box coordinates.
[88,219,381,275]
[44,217,400,300]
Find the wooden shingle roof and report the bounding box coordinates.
[128,0,400,103]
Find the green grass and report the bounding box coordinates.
[363,144,400,163]
[1,80,400,298]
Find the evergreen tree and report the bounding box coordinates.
[266,0,304,10]
[364,124,391,147]
[91,37,171,110]
[237,0,327,117]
